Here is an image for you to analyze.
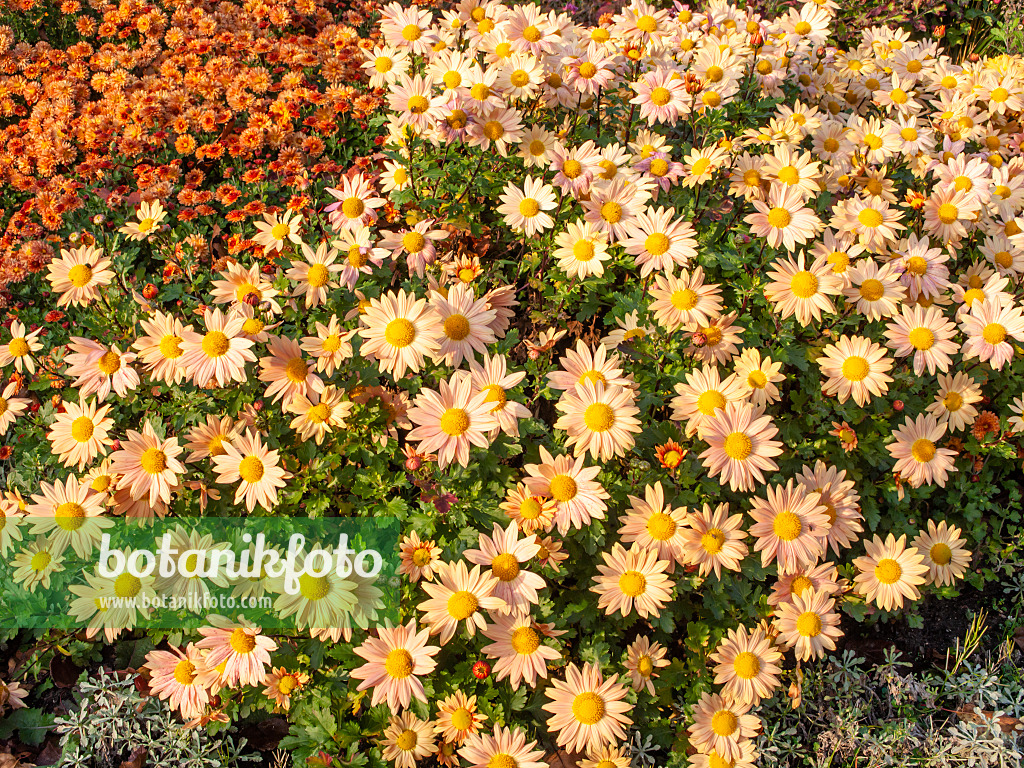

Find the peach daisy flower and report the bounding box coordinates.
[351,619,439,710]
[143,644,210,720]
[591,542,673,618]
[65,339,140,401]
[0,321,43,374]
[768,563,842,607]
[679,502,748,579]
[912,519,971,587]
[285,241,342,308]
[580,745,632,768]
[464,521,543,615]
[625,636,669,695]
[497,176,558,237]
[887,413,957,488]
[465,105,524,158]
[542,662,632,753]
[118,200,167,241]
[499,484,556,535]
[853,533,930,611]
[301,316,355,377]
[922,187,982,244]
[210,262,281,312]
[774,590,843,661]
[689,742,759,768]
[745,185,822,251]
[553,219,612,279]
[523,446,609,534]
[325,173,385,231]
[253,209,303,255]
[670,365,746,439]
[749,479,830,574]
[263,668,309,712]
[620,206,699,277]
[109,422,183,506]
[212,429,290,512]
[184,415,239,464]
[893,233,950,301]
[47,244,114,307]
[195,622,277,687]
[795,461,863,556]
[764,254,841,326]
[180,308,256,387]
[288,385,352,445]
[464,354,529,438]
[459,726,547,768]
[407,373,496,469]
[26,474,110,557]
[554,382,641,461]
[133,311,191,385]
[649,268,724,332]
[333,227,387,290]
[432,283,497,368]
[383,712,437,768]
[959,299,1024,370]
[699,403,783,493]
[617,482,689,569]
[582,177,651,240]
[710,624,783,705]
[11,535,65,592]
[732,348,784,408]
[481,613,561,689]
[831,196,906,252]
[418,560,506,644]
[47,398,113,470]
[399,531,443,583]
[843,259,906,320]
[434,692,488,745]
[926,372,982,432]
[884,305,960,375]
[0,381,27,435]
[817,335,893,406]
[359,289,442,378]
[688,692,760,762]
[258,335,322,406]
[547,341,630,393]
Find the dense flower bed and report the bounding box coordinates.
[2,0,1024,766]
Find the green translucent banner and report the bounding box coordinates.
[0,515,401,632]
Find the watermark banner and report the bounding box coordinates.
[0,515,401,632]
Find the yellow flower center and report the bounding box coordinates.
[385,318,416,348]
[583,403,615,432]
[412,547,432,567]
[995,250,1013,268]
[733,651,761,679]
[794,20,811,34]
[671,288,698,310]
[442,314,470,342]
[991,87,1009,103]
[307,403,331,423]
[891,88,907,104]
[243,318,264,335]
[708,754,735,768]
[306,264,330,288]
[67,264,93,287]
[600,201,623,223]
[445,71,464,89]
[911,438,936,463]
[483,385,507,411]
[202,330,230,357]
[137,217,155,233]
[710,710,738,737]
[55,502,86,531]
[470,83,491,100]
[575,62,597,80]
[797,611,822,637]
[702,528,725,554]
[937,203,959,225]
[374,56,392,73]
[7,338,29,357]
[97,350,121,375]
[646,512,677,540]
[930,542,952,565]
[518,497,543,520]
[401,23,421,40]
[271,223,290,240]
[207,435,227,457]
[823,137,839,152]
[484,120,506,141]
[776,165,800,185]
[159,334,183,359]
[395,730,418,751]
[857,279,884,302]
[385,648,413,678]
[571,692,605,725]
[995,185,1012,200]
[863,133,882,150]
[549,475,577,501]
[773,510,803,541]
[983,322,1007,345]
[705,65,724,83]
[114,572,141,598]
[636,14,657,32]
[618,570,647,597]
[767,207,791,228]
[908,327,934,350]
[953,175,973,193]
[746,370,768,389]
[650,86,671,106]
[440,407,470,436]
[285,357,308,383]
[448,590,479,620]
[278,675,297,695]
[91,475,112,492]
[238,455,265,483]
[943,391,963,411]
[458,267,476,282]
[511,626,541,654]
[858,208,884,229]
[30,550,51,571]
[697,390,727,416]
[228,627,257,654]
[841,356,869,382]
[173,659,197,685]
[403,231,426,253]
[874,558,902,584]
[488,755,517,768]
[637,655,654,676]
[650,158,671,177]
[723,432,752,460]
[491,552,520,582]
[790,271,818,298]
[71,416,95,442]
[450,707,474,731]
[573,240,595,261]
[743,169,762,186]
[299,574,330,600]
[140,447,167,474]
[519,198,541,217]
[645,233,670,256]
[522,24,541,42]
